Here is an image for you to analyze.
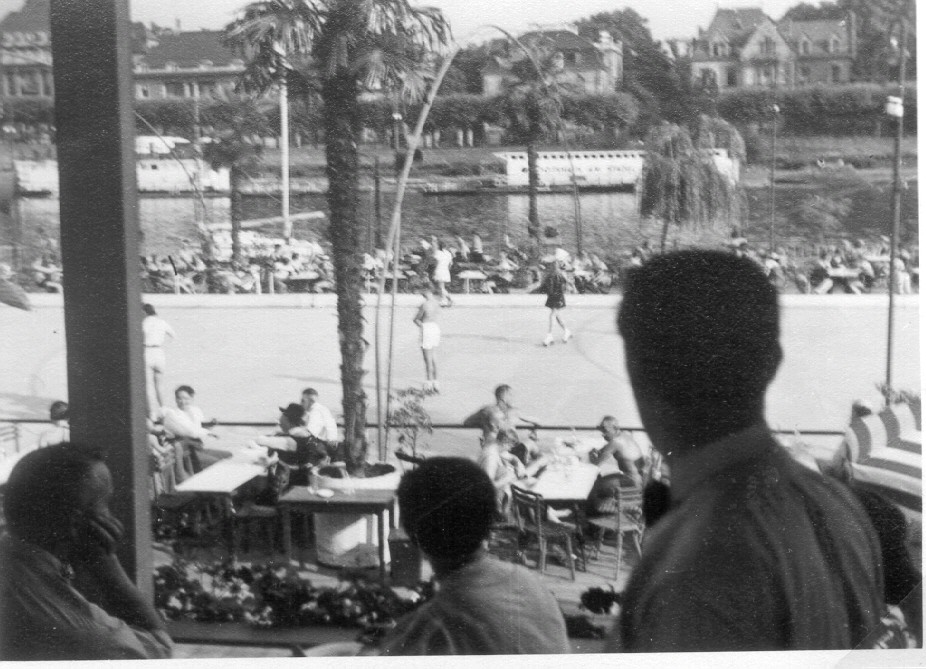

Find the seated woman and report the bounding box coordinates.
[477,429,521,518]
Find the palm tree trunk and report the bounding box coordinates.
[324,72,368,474]
[527,141,540,243]
[230,164,244,265]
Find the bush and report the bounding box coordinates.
[717,84,918,136]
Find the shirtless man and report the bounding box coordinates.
[589,415,645,487]
[413,283,441,393]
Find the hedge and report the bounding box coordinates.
[717,84,917,135]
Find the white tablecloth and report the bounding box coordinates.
[525,462,599,503]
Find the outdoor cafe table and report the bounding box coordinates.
[458,269,488,294]
[279,487,397,583]
[175,455,271,550]
[526,462,600,506]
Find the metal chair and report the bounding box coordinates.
[510,485,582,581]
[587,482,644,581]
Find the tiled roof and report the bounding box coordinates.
[138,30,240,69]
[706,7,768,35]
[779,18,851,51]
[0,0,49,33]
[520,29,597,53]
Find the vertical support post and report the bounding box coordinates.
[374,156,382,251]
[885,18,908,393]
[50,0,150,592]
[280,80,291,240]
[769,103,778,250]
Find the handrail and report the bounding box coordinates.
[0,417,845,437]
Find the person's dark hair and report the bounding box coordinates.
[280,403,306,426]
[853,488,921,607]
[143,303,156,316]
[494,384,511,401]
[49,400,69,422]
[301,388,318,398]
[175,385,195,397]
[4,443,104,546]
[398,457,495,563]
[618,250,781,445]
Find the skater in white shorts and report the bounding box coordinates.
[413,283,442,392]
[142,303,176,413]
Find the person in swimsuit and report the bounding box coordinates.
[413,283,442,392]
[540,261,571,347]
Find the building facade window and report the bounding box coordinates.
[831,63,841,82]
[165,81,185,97]
[829,37,840,53]
[799,64,811,83]
[761,37,776,55]
[17,70,41,96]
[726,68,737,86]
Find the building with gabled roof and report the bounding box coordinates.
[0,0,243,102]
[482,24,622,96]
[778,15,856,86]
[689,7,856,90]
[133,29,244,99]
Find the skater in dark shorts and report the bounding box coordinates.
[540,261,571,347]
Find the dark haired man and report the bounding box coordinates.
[610,250,883,652]
[38,400,70,448]
[0,444,172,659]
[378,457,569,655]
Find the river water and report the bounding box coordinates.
[5,180,917,263]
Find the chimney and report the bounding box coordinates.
[598,30,612,46]
[175,18,181,33]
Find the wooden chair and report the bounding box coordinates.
[232,461,290,555]
[510,485,582,581]
[586,483,644,582]
[0,423,21,458]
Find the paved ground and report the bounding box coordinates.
[2,294,918,439]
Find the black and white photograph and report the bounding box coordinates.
[0,0,920,663]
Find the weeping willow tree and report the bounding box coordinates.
[641,117,746,251]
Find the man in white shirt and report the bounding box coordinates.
[142,304,176,412]
[301,388,339,444]
[37,400,70,448]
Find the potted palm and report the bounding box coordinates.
[307,387,433,568]
[225,0,449,568]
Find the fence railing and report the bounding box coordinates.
[1,418,845,461]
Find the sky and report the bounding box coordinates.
[0,0,806,42]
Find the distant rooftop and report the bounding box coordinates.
[138,30,239,69]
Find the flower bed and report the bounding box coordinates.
[154,558,433,636]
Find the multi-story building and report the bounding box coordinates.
[133,30,244,100]
[482,25,622,96]
[0,0,242,104]
[689,7,856,90]
[0,0,53,99]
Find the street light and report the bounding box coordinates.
[884,17,909,393]
[391,111,403,153]
[769,103,779,250]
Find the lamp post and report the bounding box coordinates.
[885,18,909,393]
[769,103,779,250]
[391,111,403,152]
